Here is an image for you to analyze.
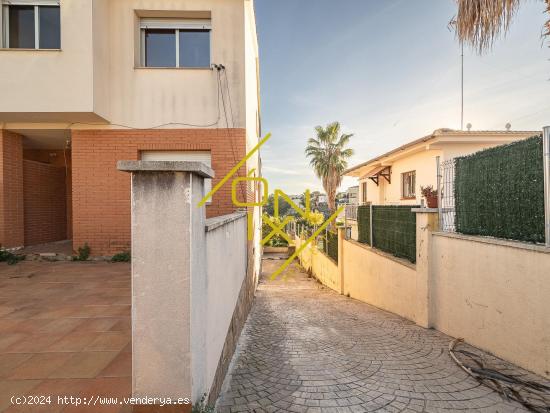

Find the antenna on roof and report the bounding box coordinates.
[460,42,464,131]
[505,123,511,131]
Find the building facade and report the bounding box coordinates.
[345,129,539,207]
[0,0,261,255]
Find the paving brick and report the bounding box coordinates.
[216,257,544,413]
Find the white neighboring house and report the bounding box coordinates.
[345,128,539,207]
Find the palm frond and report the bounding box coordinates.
[453,0,522,53]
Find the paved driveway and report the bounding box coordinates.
[217,257,535,413]
[0,261,131,413]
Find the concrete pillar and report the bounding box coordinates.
[337,227,345,295]
[413,208,439,329]
[117,160,214,410]
[0,130,24,248]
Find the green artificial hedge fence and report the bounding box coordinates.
[357,205,371,244]
[372,205,418,263]
[325,230,338,263]
[357,204,418,263]
[455,135,544,243]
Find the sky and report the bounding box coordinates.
[254,0,550,195]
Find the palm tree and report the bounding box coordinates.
[305,122,354,216]
[452,0,549,53]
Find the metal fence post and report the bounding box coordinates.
[436,156,442,229]
[369,203,373,247]
[543,126,550,247]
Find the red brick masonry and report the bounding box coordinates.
[71,128,247,255]
[23,160,67,246]
[0,130,24,248]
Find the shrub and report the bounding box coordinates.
[73,243,91,261]
[191,394,214,413]
[111,251,131,262]
[0,248,25,265]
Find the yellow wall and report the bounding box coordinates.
[300,214,550,378]
[431,233,550,378]
[342,240,418,322]
[295,237,340,293]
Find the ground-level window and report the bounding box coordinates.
[140,18,211,68]
[140,151,212,203]
[361,182,367,204]
[401,171,416,199]
[1,1,60,49]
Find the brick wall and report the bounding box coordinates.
[71,128,247,255]
[24,149,72,240]
[23,160,67,246]
[0,130,24,248]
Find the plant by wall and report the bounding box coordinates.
[455,136,544,243]
[262,215,290,247]
[73,243,91,261]
[0,248,25,265]
[111,251,131,262]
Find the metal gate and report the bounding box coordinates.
[438,158,456,232]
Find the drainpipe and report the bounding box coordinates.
[543,126,550,247]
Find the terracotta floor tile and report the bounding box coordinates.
[0,354,33,380]
[108,320,130,332]
[47,333,100,353]
[61,377,131,413]
[8,353,75,380]
[4,334,68,353]
[48,352,119,379]
[0,335,26,352]
[97,352,131,378]
[0,380,42,411]
[71,319,119,333]
[39,319,86,335]
[85,333,130,352]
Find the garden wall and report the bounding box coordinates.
[431,232,550,378]
[342,239,417,322]
[296,211,550,378]
[295,237,340,292]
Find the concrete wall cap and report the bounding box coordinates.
[117,160,215,178]
[411,208,439,213]
[205,211,247,232]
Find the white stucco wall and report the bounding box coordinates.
[203,213,247,395]
[0,0,96,120]
[1,0,256,129]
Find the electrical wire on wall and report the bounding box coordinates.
[58,63,247,204]
[213,63,247,203]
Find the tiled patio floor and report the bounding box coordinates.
[0,261,131,413]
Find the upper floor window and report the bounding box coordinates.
[401,171,416,199]
[1,1,60,49]
[140,18,211,68]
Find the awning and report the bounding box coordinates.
[360,165,391,186]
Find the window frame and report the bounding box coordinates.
[401,170,416,200]
[1,0,60,50]
[139,18,212,68]
[361,181,367,205]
